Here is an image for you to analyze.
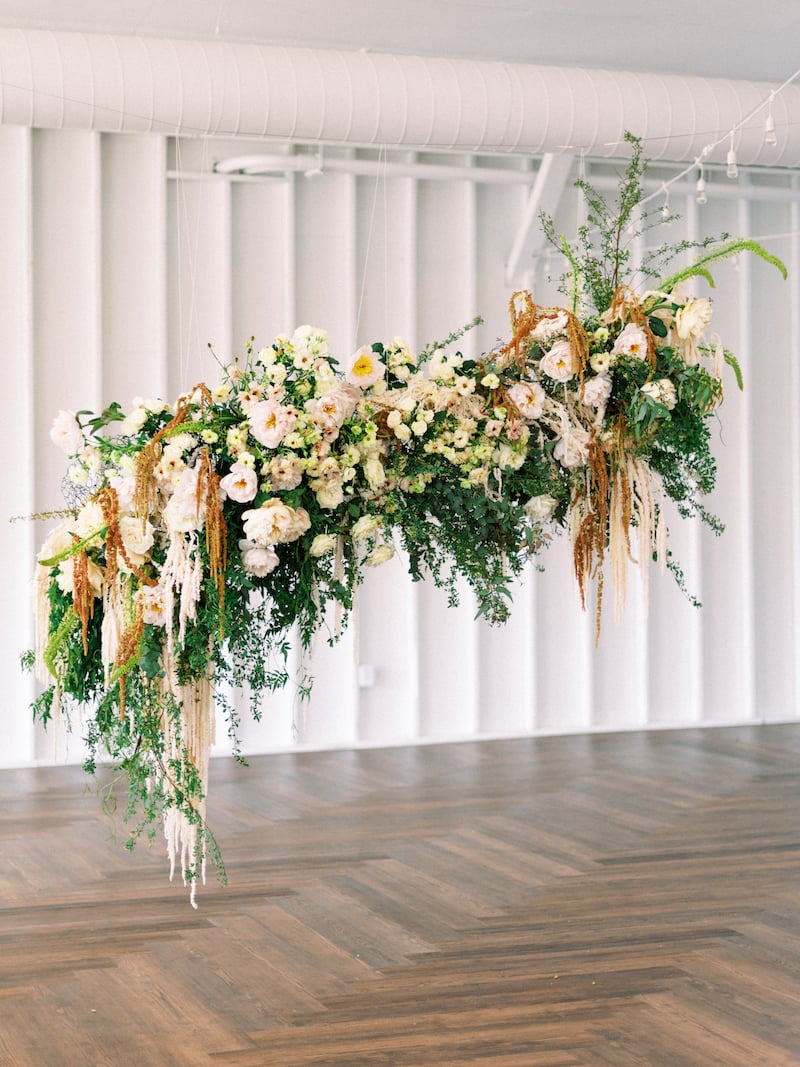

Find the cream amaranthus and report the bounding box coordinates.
[25,136,786,900]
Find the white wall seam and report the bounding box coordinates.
[790,176,800,720]
[736,183,756,722]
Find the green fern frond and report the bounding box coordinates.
[659,239,787,293]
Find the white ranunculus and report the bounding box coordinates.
[611,322,649,360]
[309,533,338,557]
[238,539,280,577]
[580,375,612,408]
[220,462,259,503]
[242,499,311,545]
[539,339,577,382]
[506,381,545,420]
[49,410,84,456]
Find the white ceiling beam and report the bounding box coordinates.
[0,30,798,167]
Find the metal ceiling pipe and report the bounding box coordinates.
[0,28,797,166]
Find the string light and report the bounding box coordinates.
[627,65,800,214]
[696,166,707,205]
[660,185,671,223]
[726,131,738,179]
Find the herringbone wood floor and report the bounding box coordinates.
[2,724,800,1066]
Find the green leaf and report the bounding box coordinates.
[648,316,668,338]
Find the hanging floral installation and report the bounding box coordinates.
[24,137,785,902]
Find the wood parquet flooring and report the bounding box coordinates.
[1,725,800,1065]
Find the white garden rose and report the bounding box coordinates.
[314,480,345,509]
[492,442,526,471]
[138,584,168,626]
[49,410,84,455]
[248,399,297,449]
[580,375,612,408]
[238,539,280,577]
[611,322,649,360]
[242,499,311,545]
[56,557,104,597]
[539,339,577,382]
[118,516,155,567]
[531,310,569,342]
[364,456,386,489]
[506,381,545,420]
[220,462,259,503]
[553,427,590,468]
[674,297,712,340]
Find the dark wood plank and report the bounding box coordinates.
[1,724,800,1065]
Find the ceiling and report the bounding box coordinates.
[0,0,796,85]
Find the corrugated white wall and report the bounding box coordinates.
[2,130,798,766]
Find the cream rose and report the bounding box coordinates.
[352,514,380,541]
[242,499,311,545]
[309,533,338,557]
[641,378,678,410]
[524,494,557,521]
[366,543,395,567]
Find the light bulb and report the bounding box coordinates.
[765,113,777,146]
[726,148,739,179]
[696,176,707,205]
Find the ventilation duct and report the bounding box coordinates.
[0,29,797,165]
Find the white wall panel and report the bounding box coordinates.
[4,129,800,769]
[0,126,35,765]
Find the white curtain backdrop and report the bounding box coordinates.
[2,127,798,767]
